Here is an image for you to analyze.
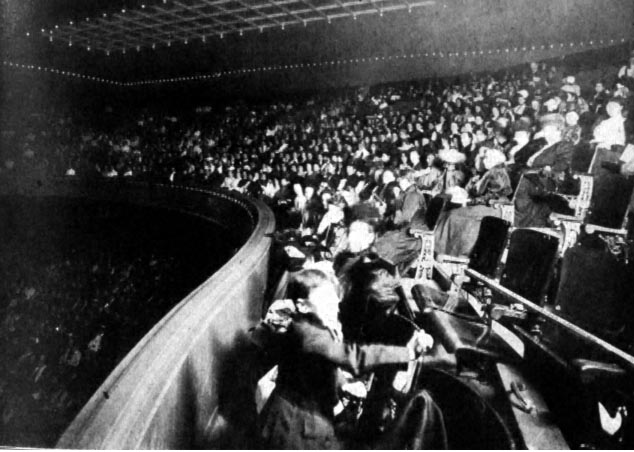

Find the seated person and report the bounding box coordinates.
[513,113,574,227]
[591,98,626,151]
[316,194,348,254]
[436,148,467,193]
[505,119,533,166]
[349,188,384,225]
[252,269,433,449]
[333,220,380,278]
[433,149,512,257]
[393,169,427,228]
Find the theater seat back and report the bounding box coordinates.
[556,245,634,339]
[587,173,634,229]
[425,195,449,230]
[469,216,511,278]
[498,229,559,305]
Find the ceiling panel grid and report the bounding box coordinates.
[39,0,436,53]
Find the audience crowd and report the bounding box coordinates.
[2,53,633,244]
[0,200,232,446]
[1,50,634,446]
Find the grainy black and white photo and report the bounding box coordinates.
[1,0,634,448]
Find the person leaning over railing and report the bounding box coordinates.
[250,269,433,449]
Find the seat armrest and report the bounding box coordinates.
[584,224,628,236]
[549,213,583,224]
[436,254,470,265]
[410,228,433,236]
[571,358,627,384]
[489,200,513,207]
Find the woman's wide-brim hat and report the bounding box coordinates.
[438,148,467,164]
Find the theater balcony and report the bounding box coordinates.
[18,179,278,449]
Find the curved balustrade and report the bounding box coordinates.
[9,178,279,449]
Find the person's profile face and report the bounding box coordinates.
[348,222,374,254]
[305,283,340,326]
[606,101,622,118]
[460,133,471,147]
[542,124,562,143]
[514,130,529,142]
[398,178,409,191]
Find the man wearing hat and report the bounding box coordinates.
[590,80,611,115]
[514,113,574,227]
[560,81,589,116]
[513,89,532,118]
[507,118,533,164]
[434,148,512,257]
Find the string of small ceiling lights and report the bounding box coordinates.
[2,61,124,85]
[4,36,631,87]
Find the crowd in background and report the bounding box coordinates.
[0,200,232,447]
[1,49,634,446]
[2,52,633,243]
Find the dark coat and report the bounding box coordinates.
[254,314,410,449]
[514,140,574,227]
[512,137,547,168]
[467,164,513,205]
[395,184,427,227]
[526,140,574,173]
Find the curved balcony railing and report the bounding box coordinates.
[17,179,278,449]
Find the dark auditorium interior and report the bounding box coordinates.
[2,0,634,449]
